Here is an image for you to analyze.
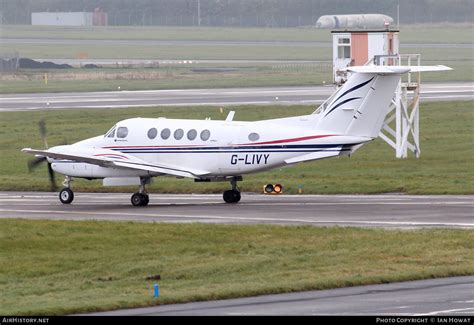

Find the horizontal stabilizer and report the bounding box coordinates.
[344,65,452,74]
[402,65,452,72]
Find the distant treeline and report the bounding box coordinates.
[1,0,472,26]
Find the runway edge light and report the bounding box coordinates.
[263,183,283,194]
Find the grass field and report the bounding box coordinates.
[2,24,472,43]
[0,219,472,315]
[0,101,472,194]
[0,64,333,94]
[0,56,470,94]
[0,24,472,93]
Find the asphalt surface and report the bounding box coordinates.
[1,83,473,112]
[0,192,472,229]
[84,276,474,316]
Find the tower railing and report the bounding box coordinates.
[370,53,422,158]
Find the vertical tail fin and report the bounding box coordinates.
[314,65,451,138]
[315,67,406,138]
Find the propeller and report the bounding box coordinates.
[27,119,57,191]
[39,119,48,149]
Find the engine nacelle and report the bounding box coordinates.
[51,161,148,179]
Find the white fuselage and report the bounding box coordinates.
[51,115,369,179]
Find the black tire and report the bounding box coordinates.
[131,193,149,207]
[131,193,143,207]
[142,194,149,206]
[59,188,74,204]
[233,190,241,203]
[223,190,241,204]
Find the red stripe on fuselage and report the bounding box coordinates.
[102,144,202,149]
[239,134,336,146]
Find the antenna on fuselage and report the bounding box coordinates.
[225,111,235,122]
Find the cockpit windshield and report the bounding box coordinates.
[105,125,116,138]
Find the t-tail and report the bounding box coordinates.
[314,65,451,139]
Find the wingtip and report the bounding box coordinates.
[439,65,453,71]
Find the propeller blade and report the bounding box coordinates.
[47,163,57,192]
[39,119,48,149]
[27,156,47,172]
[30,120,57,191]
[39,119,47,138]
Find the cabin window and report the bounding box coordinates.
[187,129,197,140]
[161,128,171,140]
[248,132,260,142]
[200,129,211,141]
[147,128,157,139]
[117,127,128,138]
[174,128,184,140]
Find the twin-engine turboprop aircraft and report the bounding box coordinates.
[22,65,450,206]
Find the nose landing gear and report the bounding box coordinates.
[59,187,74,204]
[59,176,74,204]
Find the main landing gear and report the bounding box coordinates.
[131,177,150,207]
[131,192,149,207]
[223,177,241,204]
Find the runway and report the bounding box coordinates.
[1,82,473,112]
[0,192,472,229]
[85,276,474,316]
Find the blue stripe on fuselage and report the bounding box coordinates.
[107,143,359,154]
[109,143,352,152]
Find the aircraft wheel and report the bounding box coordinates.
[233,190,241,203]
[131,193,143,206]
[131,193,148,207]
[142,193,149,206]
[59,188,74,204]
[223,190,241,204]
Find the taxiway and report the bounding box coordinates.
[85,276,474,316]
[0,192,472,229]
[1,83,472,112]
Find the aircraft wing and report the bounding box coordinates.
[21,147,209,179]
